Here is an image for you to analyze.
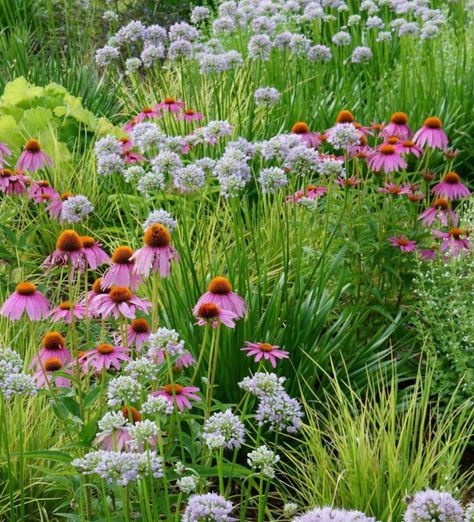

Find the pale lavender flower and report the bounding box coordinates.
[351,46,373,64]
[191,6,211,24]
[107,376,142,407]
[289,34,311,55]
[203,409,245,450]
[366,16,384,29]
[126,58,142,74]
[248,34,273,60]
[177,475,199,494]
[212,16,236,35]
[274,31,293,50]
[173,164,206,193]
[143,209,177,232]
[144,25,167,45]
[255,389,303,433]
[258,167,288,193]
[247,445,280,478]
[307,45,332,62]
[141,44,165,67]
[95,46,120,68]
[169,22,199,42]
[404,490,463,522]
[97,153,123,176]
[252,16,276,35]
[238,372,286,397]
[61,195,94,224]
[327,123,361,149]
[116,21,146,44]
[294,507,378,521]
[183,493,234,522]
[332,31,351,45]
[254,87,281,107]
[141,394,173,415]
[168,39,194,60]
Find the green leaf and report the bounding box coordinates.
[0,77,43,108]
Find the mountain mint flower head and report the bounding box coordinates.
[254,87,281,107]
[403,489,463,522]
[294,507,378,521]
[247,445,280,478]
[183,493,234,521]
[141,394,173,415]
[203,409,245,450]
[61,195,94,223]
[107,376,142,407]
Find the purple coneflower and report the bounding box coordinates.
[174,351,195,370]
[82,278,108,316]
[93,286,152,320]
[396,139,423,158]
[194,276,246,319]
[32,332,71,367]
[0,142,11,163]
[135,106,162,122]
[0,169,28,195]
[287,185,327,203]
[380,112,412,139]
[16,139,53,171]
[102,246,142,290]
[153,384,200,412]
[46,192,71,220]
[431,172,470,200]
[82,343,130,371]
[155,97,185,113]
[335,176,360,187]
[388,236,417,252]
[123,117,137,133]
[194,302,238,329]
[28,180,58,203]
[291,121,321,148]
[35,357,72,388]
[241,342,289,368]
[127,318,151,351]
[81,236,110,270]
[123,149,145,164]
[413,117,448,149]
[43,230,86,273]
[0,282,49,321]
[418,198,458,227]
[177,109,204,122]
[419,248,438,261]
[378,182,411,195]
[48,301,86,324]
[131,224,179,278]
[432,228,470,256]
[368,144,407,173]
